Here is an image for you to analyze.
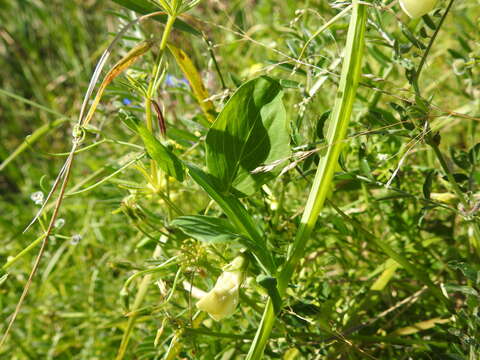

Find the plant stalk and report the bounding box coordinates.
[245,1,368,358]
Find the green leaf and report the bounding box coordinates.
[171,215,240,243]
[111,0,201,36]
[468,142,480,165]
[206,76,290,196]
[121,113,184,182]
[316,111,330,140]
[186,164,275,273]
[137,126,185,182]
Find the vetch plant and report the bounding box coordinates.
[2,0,480,358]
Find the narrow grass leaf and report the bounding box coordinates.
[392,318,450,336]
[168,44,216,123]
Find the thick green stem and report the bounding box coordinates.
[159,15,176,52]
[245,1,368,358]
[279,0,367,292]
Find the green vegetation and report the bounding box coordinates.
[1,0,480,358]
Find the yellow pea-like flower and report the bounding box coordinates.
[196,255,247,321]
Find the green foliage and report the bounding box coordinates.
[111,0,201,35]
[1,0,480,359]
[171,215,241,243]
[206,76,290,196]
[123,114,185,182]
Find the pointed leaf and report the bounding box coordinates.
[121,114,184,181]
[171,215,240,243]
[206,76,290,196]
[186,164,275,273]
[137,125,185,182]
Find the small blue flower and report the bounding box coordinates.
[165,74,190,88]
[165,74,176,87]
[122,98,132,106]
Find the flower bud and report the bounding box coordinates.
[196,255,248,321]
[399,0,437,18]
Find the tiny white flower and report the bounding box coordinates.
[30,191,44,205]
[196,255,247,321]
[70,234,82,245]
[399,0,437,19]
[377,153,389,162]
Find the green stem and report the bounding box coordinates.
[279,0,367,293]
[146,15,175,185]
[245,1,368,358]
[116,16,178,360]
[2,234,46,270]
[160,15,176,52]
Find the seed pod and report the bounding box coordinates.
[399,0,438,18]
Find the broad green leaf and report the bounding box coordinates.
[206,76,290,196]
[171,215,240,243]
[111,0,201,36]
[186,164,275,273]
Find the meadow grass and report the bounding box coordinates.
[1,0,480,359]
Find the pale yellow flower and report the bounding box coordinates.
[196,255,247,321]
[399,0,437,18]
